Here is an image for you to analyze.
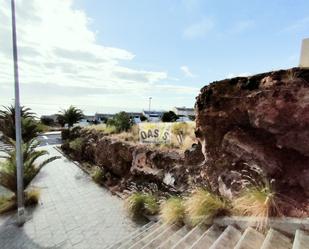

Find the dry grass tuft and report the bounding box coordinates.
[85,124,117,134]
[25,188,41,206]
[232,181,284,230]
[185,189,229,226]
[125,192,159,218]
[0,196,16,214]
[160,197,185,224]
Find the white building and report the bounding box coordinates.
[172,107,195,117]
[142,110,164,122]
[300,38,309,68]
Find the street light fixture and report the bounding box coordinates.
[11,0,25,226]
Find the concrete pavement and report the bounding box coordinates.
[0,146,140,249]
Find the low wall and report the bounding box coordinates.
[61,129,204,194]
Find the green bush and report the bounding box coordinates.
[69,137,84,152]
[91,167,105,185]
[40,116,54,126]
[162,111,178,122]
[61,126,82,141]
[125,192,159,217]
[107,111,132,133]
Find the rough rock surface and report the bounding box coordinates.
[62,129,202,194]
[195,67,309,207]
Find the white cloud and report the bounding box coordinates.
[0,0,197,114]
[226,72,251,78]
[183,18,214,39]
[180,65,196,77]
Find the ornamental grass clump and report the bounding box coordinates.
[0,189,41,214]
[232,164,290,230]
[25,188,41,207]
[91,167,105,185]
[160,197,185,224]
[0,196,16,214]
[185,189,229,226]
[125,192,159,218]
[232,179,284,230]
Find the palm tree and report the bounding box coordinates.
[0,139,59,195]
[58,106,84,128]
[0,105,40,143]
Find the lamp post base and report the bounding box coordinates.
[17,207,25,226]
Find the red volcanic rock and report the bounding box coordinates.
[195,67,309,203]
[94,137,134,176]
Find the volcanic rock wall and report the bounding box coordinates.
[62,130,204,194]
[195,67,309,203]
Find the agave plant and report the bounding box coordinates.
[0,139,59,195]
[0,105,40,143]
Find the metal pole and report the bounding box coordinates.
[148,97,152,114]
[11,0,25,226]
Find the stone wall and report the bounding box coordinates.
[62,130,204,194]
[195,67,309,207]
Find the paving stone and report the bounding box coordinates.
[0,146,140,248]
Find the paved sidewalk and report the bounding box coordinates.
[0,146,140,249]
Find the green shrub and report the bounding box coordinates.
[91,167,105,185]
[162,111,178,122]
[160,197,185,224]
[69,137,84,152]
[107,111,132,133]
[61,126,82,141]
[185,189,229,226]
[125,192,159,217]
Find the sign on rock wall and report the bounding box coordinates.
[139,123,171,144]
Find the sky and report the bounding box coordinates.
[0,0,309,116]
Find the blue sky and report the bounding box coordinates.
[76,0,308,78]
[1,0,309,115]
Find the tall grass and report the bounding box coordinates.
[185,189,229,226]
[160,197,185,224]
[125,192,159,217]
[85,124,117,134]
[232,164,289,230]
[232,179,285,230]
[85,122,196,150]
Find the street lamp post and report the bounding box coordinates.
[11,0,25,226]
[148,97,152,114]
